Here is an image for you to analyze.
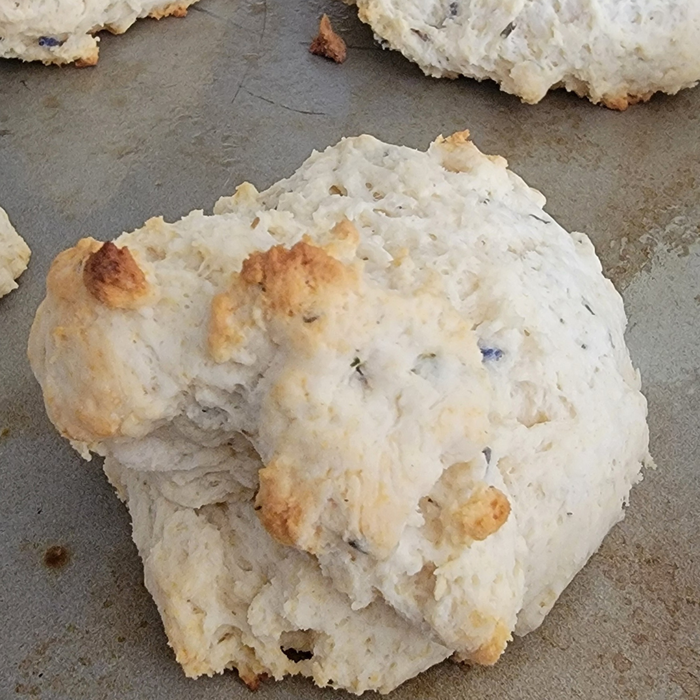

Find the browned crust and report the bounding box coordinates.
[330,218,359,244]
[309,14,347,63]
[208,238,357,363]
[104,24,127,35]
[321,218,361,261]
[209,292,245,363]
[459,621,511,665]
[255,460,307,547]
[601,92,654,111]
[83,241,151,309]
[149,1,191,20]
[241,671,267,690]
[433,130,486,173]
[74,53,99,68]
[239,239,352,318]
[443,129,471,146]
[455,485,511,541]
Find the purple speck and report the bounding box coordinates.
[480,347,504,361]
[38,36,62,47]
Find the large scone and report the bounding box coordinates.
[28,132,651,694]
[348,0,700,108]
[0,0,198,66]
[0,207,31,299]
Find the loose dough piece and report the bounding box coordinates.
[29,132,650,694]
[0,0,199,66]
[347,0,700,108]
[0,207,30,299]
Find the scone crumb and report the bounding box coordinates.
[310,15,347,64]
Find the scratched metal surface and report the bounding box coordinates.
[0,1,699,698]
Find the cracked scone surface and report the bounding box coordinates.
[0,0,198,66]
[0,207,30,299]
[348,0,700,108]
[29,133,650,694]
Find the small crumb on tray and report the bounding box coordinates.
[310,14,347,63]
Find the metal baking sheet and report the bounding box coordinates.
[1,1,698,698]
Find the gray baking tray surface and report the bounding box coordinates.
[1,1,698,698]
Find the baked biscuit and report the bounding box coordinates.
[0,0,198,66]
[348,0,700,107]
[29,133,650,693]
[0,207,30,299]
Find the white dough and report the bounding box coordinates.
[28,132,650,693]
[348,0,700,108]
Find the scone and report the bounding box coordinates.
[347,0,700,108]
[0,207,30,299]
[28,132,650,694]
[0,0,199,66]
